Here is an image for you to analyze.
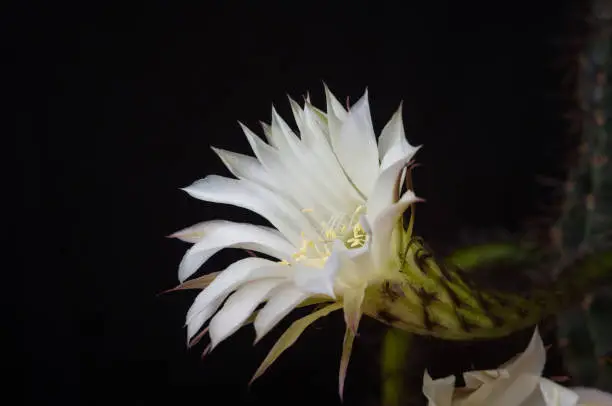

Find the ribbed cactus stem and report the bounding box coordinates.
[555,0,612,389]
[553,0,612,257]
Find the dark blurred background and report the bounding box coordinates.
[15,1,579,405]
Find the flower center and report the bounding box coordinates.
[285,206,367,268]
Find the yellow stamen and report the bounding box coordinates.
[287,205,368,266]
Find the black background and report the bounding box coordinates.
[15,1,579,405]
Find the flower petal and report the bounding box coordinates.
[459,328,547,405]
[271,109,356,219]
[343,284,366,335]
[253,286,309,343]
[467,374,540,405]
[271,107,306,157]
[241,121,340,219]
[366,157,411,223]
[186,257,282,323]
[422,371,456,406]
[177,220,295,282]
[182,175,318,245]
[288,97,305,133]
[330,90,380,197]
[301,101,331,147]
[209,279,286,348]
[502,327,547,377]
[370,190,422,269]
[250,302,343,384]
[262,107,292,150]
[267,120,359,216]
[186,295,224,344]
[292,243,343,298]
[211,147,278,192]
[339,327,356,402]
[539,379,579,405]
[324,84,348,142]
[378,103,421,170]
[287,95,366,209]
[299,103,365,209]
[168,221,209,243]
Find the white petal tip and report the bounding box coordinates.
[208,339,220,351]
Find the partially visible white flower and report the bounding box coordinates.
[423,328,612,406]
[169,86,421,397]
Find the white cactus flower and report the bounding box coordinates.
[423,328,612,406]
[168,86,421,397]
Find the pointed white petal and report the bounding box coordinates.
[211,147,278,191]
[503,327,547,377]
[254,286,308,342]
[213,143,321,222]
[366,158,411,223]
[177,220,295,282]
[324,89,344,148]
[186,295,224,343]
[539,379,579,405]
[371,190,421,269]
[269,111,349,217]
[324,84,348,121]
[289,94,364,208]
[377,103,403,158]
[459,329,547,405]
[209,279,286,348]
[288,97,305,133]
[182,175,318,246]
[241,122,337,219]
[259,110,284,149]
[330,90,380,197]
[299,103,365,208]
[378,104,421,170]
[271,107,302,149]
[381,143,421,173]
[168,221,209,243]
[301,101,330,146]
[260,121,273,143]
[186,257,281,322]
[422,371,456,406]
